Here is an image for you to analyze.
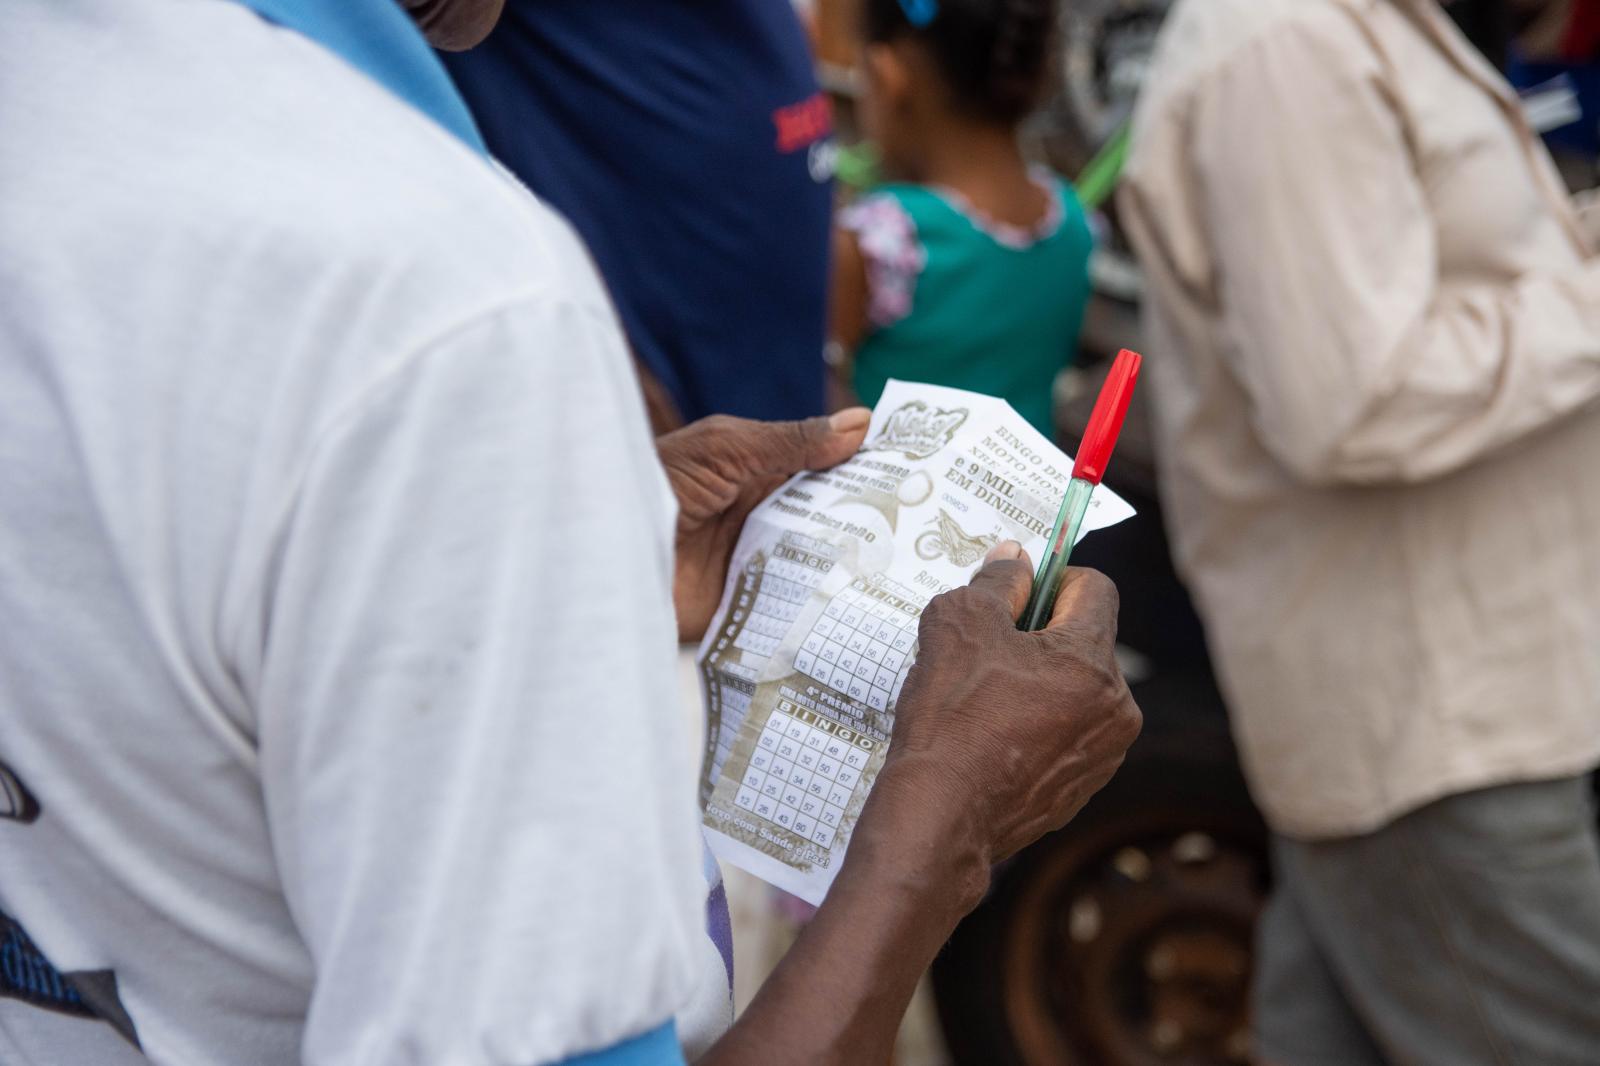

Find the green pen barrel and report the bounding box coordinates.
[1019,477,1095,631]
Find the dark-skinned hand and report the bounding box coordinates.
[658,409,871,643]
[875,543,1143,891]
[701,545,1140,1066]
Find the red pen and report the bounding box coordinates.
[1019,349,1142,631]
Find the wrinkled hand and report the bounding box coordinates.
[699,547,1139,1066]
[880,545,1142,875]
[659,410,871,642]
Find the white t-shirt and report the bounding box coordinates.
[0,1,729,1062]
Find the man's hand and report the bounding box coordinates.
[879,544,1143,885]
[658,410,870,643]
[701,546,1140,1066]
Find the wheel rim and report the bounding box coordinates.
[1001,819,1264,1064]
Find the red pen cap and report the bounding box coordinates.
[1071,349,1142,485]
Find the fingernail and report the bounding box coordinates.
[984,540,1022,563]
[829,407,871,433]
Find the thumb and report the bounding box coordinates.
[964,541,1035,622]
[743,407,870,477]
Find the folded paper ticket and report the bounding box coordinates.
[696,380,1135,903]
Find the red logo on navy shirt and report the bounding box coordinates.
[773,92,833,153]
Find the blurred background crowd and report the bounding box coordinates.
[436,0,1600,1062]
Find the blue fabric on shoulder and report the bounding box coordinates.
[561,1022,685,1066]
[228,0,487,155]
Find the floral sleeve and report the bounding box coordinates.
[839,193,925,330]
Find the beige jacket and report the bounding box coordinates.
[1121,0,1600,838]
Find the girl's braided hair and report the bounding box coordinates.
[863,0,1056,124]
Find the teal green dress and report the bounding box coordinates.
[842,173,1094,438]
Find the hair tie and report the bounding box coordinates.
[898,0,938,28]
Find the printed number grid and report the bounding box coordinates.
[707,673,755,788]
[794,576,921,711]
[733,543,835,660]
[734,702,875,849]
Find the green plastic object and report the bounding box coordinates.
[835,141,883,191]
[1072,122,1130,212]
[1019,476,1095,632]
[834,119,1128,206]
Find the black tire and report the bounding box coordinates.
[933,689,1269,1066]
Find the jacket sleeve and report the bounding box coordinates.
[1184,6,1600,485]
[1573,187,1600,248]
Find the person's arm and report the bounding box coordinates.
[635,355,686,436]
[828,225,870,361]
[250,296,704,1066]
[700,775,979,1066]
[659,421,1138,1065]
[1169,6,1600,486]
[828,193,923,408]
[826,225,869,413]
[703,554,1139,1065]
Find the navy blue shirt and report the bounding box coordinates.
[443,0,833,423]
[1508,55,1600,159]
